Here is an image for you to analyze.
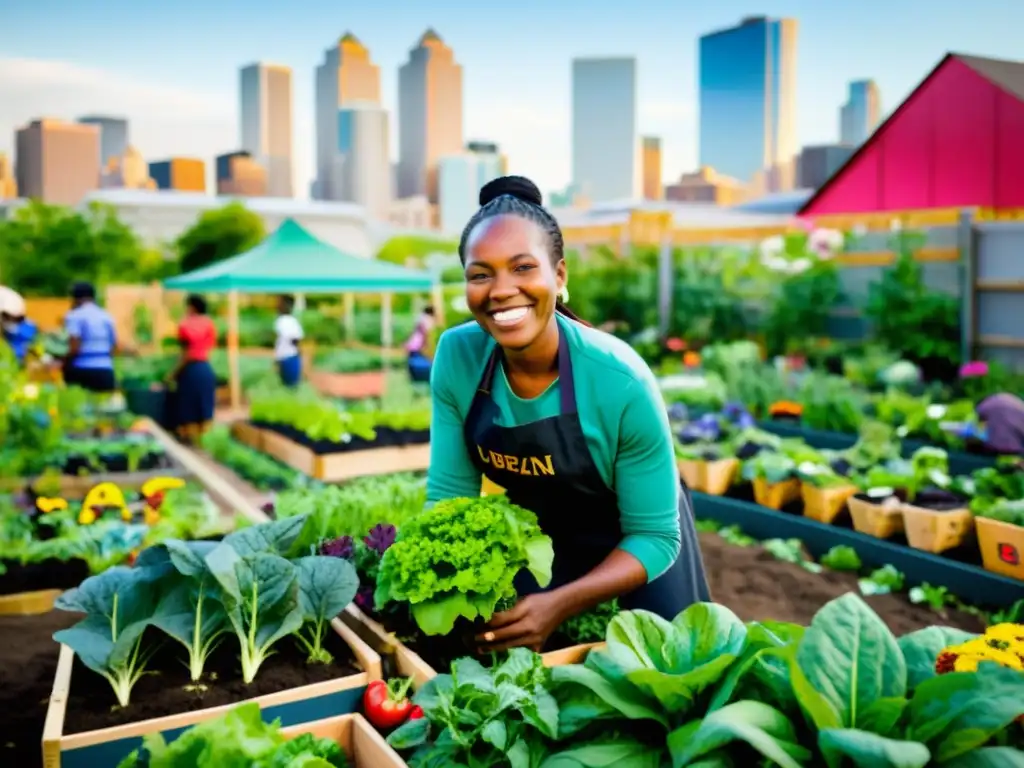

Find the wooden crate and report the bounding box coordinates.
[280,713,408,767]
[245,423,430,483]
[0,588,62,616]
[342,604,601,683]
[41,619,381,768]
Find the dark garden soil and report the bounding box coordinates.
[63,625,361,734]
[251,421,429,456]
[0,610,80,768]
[0,559,90,596]
[698,531,986,635]
[62,451,171,476]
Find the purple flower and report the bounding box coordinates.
[319,535,354,559]
[723,401,747,420]
[959,361,989,379]
[364,523,397,554]
[355,585,375,612]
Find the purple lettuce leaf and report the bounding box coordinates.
[364,523,397,554]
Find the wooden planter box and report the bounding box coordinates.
[310,370,387,400]
[0,588,63,617]
[342,605,601,685]
[848,496,904,539]
[280,713,408,767]
[677,458,737,496]
[41,618,382,768]
[801,483,858,525]
[900,504,975,554]
[230,420,265,451]
[975,516,1024,581]
[752,478,801,510]
[234,423,430,483]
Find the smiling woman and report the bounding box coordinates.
[426,175,710,655]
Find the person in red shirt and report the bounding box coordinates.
[167,294,218,444]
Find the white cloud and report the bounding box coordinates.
[0,57,240,191]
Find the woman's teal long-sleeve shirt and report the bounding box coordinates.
[426,314,682,582]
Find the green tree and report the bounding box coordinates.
[175,202,265,273]
[0,200,144,296]
[376,235,457,268]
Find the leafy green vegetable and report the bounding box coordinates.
[820,546,862,572]
[115,701,348,767]
[374,496,554,636]
[293,555,360,664]
[53,564,164,706]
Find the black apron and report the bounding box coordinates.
[464,328,710,621]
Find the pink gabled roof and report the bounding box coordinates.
[799,52,1024,215]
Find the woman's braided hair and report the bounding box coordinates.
[458,175,589,326]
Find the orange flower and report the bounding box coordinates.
[769,401,803,417]
[683,351,701,368]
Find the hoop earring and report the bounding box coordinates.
[559,286,570,304]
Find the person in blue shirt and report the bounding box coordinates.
[62,281,118,392]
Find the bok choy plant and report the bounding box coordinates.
[138,540,225,685]
[293,555,359,664]
[53,565,165,707]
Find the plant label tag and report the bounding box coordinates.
[998,542,1019,566]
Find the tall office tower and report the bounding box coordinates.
[337,103,391,220]
[148,158,206,192]
[397,29,463,202]
[16,119,100,205]
[438,151,502,234]
[77,116,128,169]
[698,16,798,189]
[239,63,294,198]
[642,136,663,199]
[313,33,381,200]
[839,79,881,146]
[572,57,638,202]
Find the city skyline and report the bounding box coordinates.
[0,0,1019,198]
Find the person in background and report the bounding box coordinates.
[63,281,117,392]
[0,287,37,364]
[406,304,436,383]
[427,176,708,654]
[274,294,304,387]
[167,294,218,444]
[963,393,1024,457]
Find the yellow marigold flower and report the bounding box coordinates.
[78,507,97,525]
[985,624,1024,646]
[143,505,160,526]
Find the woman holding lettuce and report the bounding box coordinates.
[426,176,709,653]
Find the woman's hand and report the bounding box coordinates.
[475,592,568,653]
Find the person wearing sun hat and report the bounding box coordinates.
[0,285,38,364]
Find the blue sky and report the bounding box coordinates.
[0,0,1018,196]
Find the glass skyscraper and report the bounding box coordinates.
[840,80,881,146]
[572,57,638,203]
[698,16,797,187]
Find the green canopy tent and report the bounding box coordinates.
[163,218,440,408]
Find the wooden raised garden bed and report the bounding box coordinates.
[310,369,387,400]
[41,618,382,768]
[280,713,408,767]
[231,422,430,483]
[341,604,601,685]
